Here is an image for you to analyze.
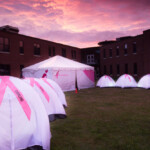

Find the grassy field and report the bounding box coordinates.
[51,87,150,150]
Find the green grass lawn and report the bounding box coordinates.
[51,87,150,150]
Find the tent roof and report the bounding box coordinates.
[23,55,94,71]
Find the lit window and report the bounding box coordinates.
[87,54,94,64]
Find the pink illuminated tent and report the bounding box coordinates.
[41,78,67,107]
[97,75,115,88]
[0,76,50,150]
[138,74,150,89]
[22,55,95,91]
[116,74,137,88]
[23,78,66,121]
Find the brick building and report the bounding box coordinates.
[0,25,80,77]
[1,25,150,80]
[99,29,150,80]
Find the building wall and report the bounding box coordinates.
[143,29,150,75]
[100,34,146,80]
[0,30,80,77]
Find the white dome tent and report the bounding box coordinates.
[138,74,150,89]
[22,55,95,91]
[96,75,116,88]
[41,78,67,107]
[23,78,66,121]
[116,74,137,88]
[0,76,51,150]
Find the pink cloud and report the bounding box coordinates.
[0,0,150,48]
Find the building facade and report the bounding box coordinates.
[99,29,150,80]
[0,25,80,77]
[1,25,150,80]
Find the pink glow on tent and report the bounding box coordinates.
[105,75,112,81]
[83,70,94,82]
[125,74,131,82]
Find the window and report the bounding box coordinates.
[110,65,113,75]
[104,65,106,74]
[34,43,40,56]
[0,37,10,52]
[103,49,106,58]
[124,43,127,55]
[109,48,112,58]
[87,54,94,64]
[48,47,51,56]
[116,46,119,57]
[19,41,24,54]
[125,64,128,74]
[71,50,76,59]
[117,64,120,75]
[133,42,137,54]
[0,64,10,75]
[20,65,24,78]
[62,48,66,57]
[133,63,137,75]
[53,47,55,56]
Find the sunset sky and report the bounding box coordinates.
[0,0,150,48]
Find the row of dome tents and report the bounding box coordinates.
[22,55,95,92]
[0,76,67,150]
[97,74,150,89]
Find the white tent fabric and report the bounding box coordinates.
[41,78,67,107]
[138,74,150,89]
[96,75,116,88]
[116,74,137,88]
[77,70,95,89]
[0,76,50,150]
[22,55,95,91]
[23,78,66,121]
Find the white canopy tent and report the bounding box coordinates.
[116,74,137,88]
[97,75,116,88]
[22,55,95,91]
[138,74,150,89]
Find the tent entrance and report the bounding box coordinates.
[75,71,78,90]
